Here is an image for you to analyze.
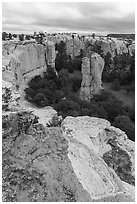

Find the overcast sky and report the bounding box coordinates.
[2,1,135,34]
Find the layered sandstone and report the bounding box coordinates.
[80,52,105,101]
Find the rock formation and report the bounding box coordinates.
[2,41,56,99]
[2,112,135,202]
[66,38,85,59]
[94,38,129,58]
[2,111,92,202]
[80,52,105,101]
[62,116,135,201]
[2,36,135,202]
[44,40,56,68]
[46,34,133,59]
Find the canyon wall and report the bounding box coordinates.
[2,41,56,99]
[47,35,134,59]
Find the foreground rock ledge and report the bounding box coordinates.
[61,116,135,202]
[2,112,135,202]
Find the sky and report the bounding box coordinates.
[2,1,135,34]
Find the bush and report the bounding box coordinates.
[94,90,111,102]
[71,77,82,92]
[113,115,135,141]
[24,87,36,102]
[33,93,48,107]
[100,96,125,122]
[111,79,121,90]
[44,65,57,80]
[55,99,80,113]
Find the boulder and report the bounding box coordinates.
[61,116,135,201]
[80,53,104,101]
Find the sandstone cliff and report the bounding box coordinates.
[46,35,133,59]
[80,52,105,101]
[2,41,56,99]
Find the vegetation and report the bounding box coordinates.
[102,52,135,96]
[25,65,135,141]
[107,33,135,40]
[111,79,121,90]
[55,41,82,72]
[103,140,135,185]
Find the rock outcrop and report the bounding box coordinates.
[61,116,135,202]
[2,111,92,202]
[2,41,56,99]
[80,52,105,101]
[44,40,56,68]
[93,38,129,58]
[3,113,134,202]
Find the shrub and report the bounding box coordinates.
[33,93,48,107]
[47,115,62,127]
[44,65,57,80]
[24,87,36,102]
[113,115,135,141]
[94,90,111,102]
[81,103,108,119]
[111,79,121,90]
[55,99,80,114]
[100,96,125,122]
[71,77,82,92]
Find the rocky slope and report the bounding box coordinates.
[2,110,135,202]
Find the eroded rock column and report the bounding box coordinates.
[80,52,105,101]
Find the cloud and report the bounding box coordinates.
[2,2,135,34]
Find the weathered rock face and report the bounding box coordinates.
[94,38,129,58]
[2,41,56,99]
[47,35,133,59]
[44,40,56,68]
[2,109,135,202]
[66,38,85,59]
[2,111,91,202]
[80,52,105,101]
[61,116,135,202]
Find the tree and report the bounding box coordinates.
[9,33,12,40]
[2,32,8,40]
[113,115,135,141]
[19,34,24,41]
[92,33,95,39]
[33,93,48,107]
